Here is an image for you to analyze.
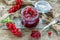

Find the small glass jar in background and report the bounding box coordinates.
[35,1,52,13]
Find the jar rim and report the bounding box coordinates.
[21,6,39,21]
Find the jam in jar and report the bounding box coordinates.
[21,6,39,28]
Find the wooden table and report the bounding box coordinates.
[0,29,59,40]
[0,0,60,40]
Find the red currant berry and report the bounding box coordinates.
[9,5,20,13]
[31,30,41,39]
[16,0,23,5]
[48,31,52,36]
[14,32,22,37]
[23,11,27,15]
[11,30,15,33]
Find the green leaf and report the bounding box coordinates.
[1,20,7,23]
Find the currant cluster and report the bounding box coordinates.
[9,0,23,13]
[30,30,41,39]
[6,22,22,37]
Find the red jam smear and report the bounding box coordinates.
[21,6,39,28]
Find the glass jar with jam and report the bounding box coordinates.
[21,6,39,28]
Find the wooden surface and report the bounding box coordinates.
[0,0,60,40]
[0,29,59,40]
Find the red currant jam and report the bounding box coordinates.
[21,6,39,28]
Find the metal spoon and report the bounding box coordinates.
[41,18,58,32]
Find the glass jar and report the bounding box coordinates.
[21,6,39,28]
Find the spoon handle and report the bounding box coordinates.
[41,18,58,32]
[41,22,52,32]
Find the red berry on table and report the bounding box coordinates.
[15,30,22,37]
[9,0,23,13]
[6,22,16,30]
[6,22,12,28]
[19,0,23,5]
[15,0,23,5]
[30,30,41,39]
[48,31,52,36]
[6,22,22,37]
[9,5,21,13]
[11,30,15,33]
[15,0,19,5]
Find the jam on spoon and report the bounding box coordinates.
[21,6,39,28]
